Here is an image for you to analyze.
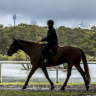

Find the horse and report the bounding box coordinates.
[7,39,91,90]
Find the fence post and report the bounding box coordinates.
[56,66,58,83]
[0,63,2,83]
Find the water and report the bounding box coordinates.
[1,61,96,83]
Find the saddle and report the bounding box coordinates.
[42,44,59,56]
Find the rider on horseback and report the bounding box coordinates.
[40,20,58,63]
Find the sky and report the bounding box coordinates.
[0,0,96,27]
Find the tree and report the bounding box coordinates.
[0,24,3,28]
[91,26,96,32]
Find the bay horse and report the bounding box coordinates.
[7,39,91,90]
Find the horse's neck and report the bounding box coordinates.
[18,41,40,56]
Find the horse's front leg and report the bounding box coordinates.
[22,66,38,89]
[41,67,55,90]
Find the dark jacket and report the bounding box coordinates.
[41,26,58,43]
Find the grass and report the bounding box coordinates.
[0,82,96,86]
[0,90,96,96]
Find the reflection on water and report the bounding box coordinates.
[1,61,96,83]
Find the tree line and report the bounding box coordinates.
[0,23,96,57]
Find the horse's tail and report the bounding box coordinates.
[80,49,91,84]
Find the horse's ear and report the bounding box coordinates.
[13,38,15,40]
[13,38,16,41]
[12,38,18,43]
[13,37,19,40]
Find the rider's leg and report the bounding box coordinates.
[43,43,52,63]
[43,44,49,59]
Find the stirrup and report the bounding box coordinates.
[44,59,49,63]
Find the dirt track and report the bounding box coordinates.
[0,84,96,93]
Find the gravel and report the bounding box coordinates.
[0,84,96,93]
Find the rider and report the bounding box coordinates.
[40,20,58,63]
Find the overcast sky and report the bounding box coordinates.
[0,0,96,27]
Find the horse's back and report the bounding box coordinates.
[58,45,80,52]
[57,45,81,60]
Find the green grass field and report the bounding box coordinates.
[0,90,95,96]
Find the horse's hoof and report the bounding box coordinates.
[60,87,65,91]
[22,86,26,89]
[51,86,55,90]
[86,85,90,90]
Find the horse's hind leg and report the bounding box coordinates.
[41,67,55,90]
[75,65,89,90]
[60,64,72,90]
[22,66,38,89]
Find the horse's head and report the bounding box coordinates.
[7,39,20,56]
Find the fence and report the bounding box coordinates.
[0,61,59,83]
[0,61,96,83]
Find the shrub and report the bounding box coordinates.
[9,51,28,61]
